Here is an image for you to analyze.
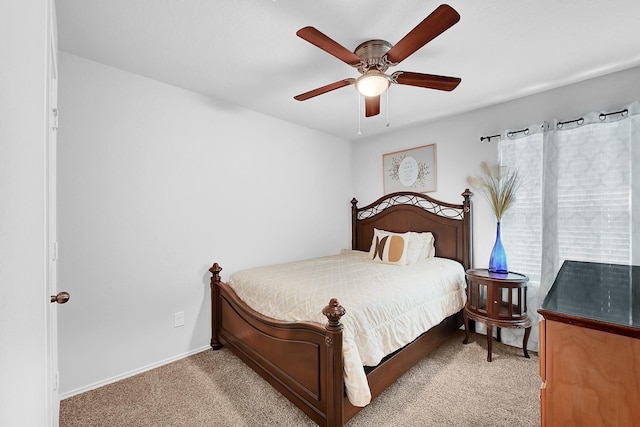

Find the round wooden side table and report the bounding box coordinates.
[463,269,531,362]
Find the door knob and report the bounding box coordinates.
[51,291,70,304]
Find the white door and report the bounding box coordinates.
[47,5,63,424]
[0,0,59,424]
[48,52,60,427]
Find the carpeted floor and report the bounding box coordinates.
[60,330,540,426]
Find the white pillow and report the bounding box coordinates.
[369,229,410,265]
[407,232,428,264]
[428,236,436,258]
[410,231,436,259]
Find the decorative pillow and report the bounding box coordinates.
[428,234,436,258]
[369,229,410,265]
[407,232,429,264]
[368,229,399,259]
[410,231,436,259]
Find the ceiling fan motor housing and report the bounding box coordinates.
[354,39,393,74]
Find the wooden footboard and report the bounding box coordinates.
[210,263,462,426]
[209,263,346,427]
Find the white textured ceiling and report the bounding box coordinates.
[55,0,640,141]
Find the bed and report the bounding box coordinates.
[208,190,473,426]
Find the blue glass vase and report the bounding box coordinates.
[489,222,508,274]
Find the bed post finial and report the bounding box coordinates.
[209,262,223,285]
[323,298,346,332]
[462,188,473,211]
[351,198,359,250]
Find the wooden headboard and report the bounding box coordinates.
[351,190,473,270]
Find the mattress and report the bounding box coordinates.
[228,249,466,407]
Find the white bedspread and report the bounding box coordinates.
[228,250,466,407]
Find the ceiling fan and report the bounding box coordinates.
[293,4,461,118]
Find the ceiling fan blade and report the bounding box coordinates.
[394,72,461,91]
[365,95,380,117]
[296,27,362,66]
[294,78,355,101]
[386,4,460,64]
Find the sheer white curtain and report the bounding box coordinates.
[498,124,546,351]
[497,101,639,351]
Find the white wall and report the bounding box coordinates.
[353,65,640,268]
[57,53,353,396]
[0,1,53,425]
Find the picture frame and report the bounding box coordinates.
[383,144,437,194]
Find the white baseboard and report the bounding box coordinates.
[59,345,211,400]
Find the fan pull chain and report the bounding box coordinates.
[357,93,362,135]
[385,89,390,127]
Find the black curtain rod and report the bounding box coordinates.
[482,108,630,141]
[559,108,629,128]
[557,118,583,128]
[480,134,500,142]
[599,108,628,120]
[507,128,529,138]
[481,127,530,140]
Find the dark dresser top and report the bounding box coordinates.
[540,260,640,337]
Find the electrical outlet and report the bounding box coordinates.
[174,311,185,327]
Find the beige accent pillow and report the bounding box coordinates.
[369,229,410,265]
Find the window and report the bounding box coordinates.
[495,104,638,352]
[500,104,637,294]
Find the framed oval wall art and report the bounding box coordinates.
[383,143,437,194]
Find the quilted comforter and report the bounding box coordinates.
[228,249,466,407]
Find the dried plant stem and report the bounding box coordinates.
[467,162,521,221]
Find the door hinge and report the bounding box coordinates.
[51,241,58,261]
[52,108,58,130]
[53,371,59,391]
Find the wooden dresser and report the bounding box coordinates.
[538,261,640,427]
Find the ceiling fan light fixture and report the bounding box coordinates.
[355,70,390,97]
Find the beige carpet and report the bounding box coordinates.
[60,331,540,426]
